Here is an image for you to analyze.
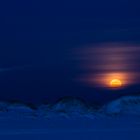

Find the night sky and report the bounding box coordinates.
[0,1,140,104]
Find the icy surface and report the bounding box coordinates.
[0,96,139,140]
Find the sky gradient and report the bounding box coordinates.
[0,1,140,104]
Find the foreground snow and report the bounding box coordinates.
[0,96,140,140]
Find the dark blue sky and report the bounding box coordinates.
[0,1,140,104]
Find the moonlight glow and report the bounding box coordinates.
[75,43,140,88]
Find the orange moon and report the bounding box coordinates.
[110,79,122,88]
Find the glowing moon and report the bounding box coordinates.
[110,79,122,88]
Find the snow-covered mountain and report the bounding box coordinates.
[0,101,35,118]
[0,96,140,119]
[44,97,96,119]
[51,97,88,113]
[101,96,140,116]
